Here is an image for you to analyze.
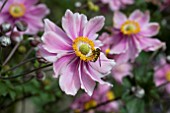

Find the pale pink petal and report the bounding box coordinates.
[83,16,105,40]
[53,54,76,78]
[137,37,164,51]
[62,10,88,40]
[44,19,72,44]
[42,31,72,53]
[140,23,160,37]
[109,0,121,11]
[89,53,115,75]
[79,61,96,96]
[27,4,50,18]
[110,36,128,54]
[23,0,38,6]
[113,11,127,29]
[38,44,57,62]
[165,84,170,94]
[59,58,81,95]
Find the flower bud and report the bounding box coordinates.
[0,22,11,33]
[0,35,11,47]
[11,32,23,42]
[29,36,41,47]
[36,71,46,80]
[15,20,28,32]
[18,45,26,53]
[131,86,145,98]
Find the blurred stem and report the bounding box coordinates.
[2,42,20,66]
[0,63,52,80]
[0,94,36,110]
[80,97,121,113]
[21,48,34,61]
[2,57,37,74]
[157,81,170,89]
[0,0,8,13]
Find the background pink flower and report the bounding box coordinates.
[39,10,115,96]
[154,58,170,93]
[108,9,164,62]
[71,84,120,113]
[101,0,134,11]
[0,0,50,34]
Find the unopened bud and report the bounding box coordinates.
[75,2,82,7]
[15,20,28,31]
[131,86,145,98]
[0,35,11,47]
[11,32,23,42]
[0,22,11,33]
[29,37,41,47]
[36,71,46,80]
[18,45,26,53]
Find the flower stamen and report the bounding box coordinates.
[9,3,26,18]
[121,20,140,35]
[73,37,95,62]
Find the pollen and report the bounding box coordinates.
[106,91,115,100]
[72,37,95,62]
[121,20,140,35]
[84,99,97,110]
[9,3,26,18]
[105,48,110,55]
[166,70,170,82]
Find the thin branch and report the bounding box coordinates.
[3,42,20,66]
[0,94,36,110]
[2,57,37,74]
[157,81,170,89]
[0,63,52,80]
[0,0,8,13]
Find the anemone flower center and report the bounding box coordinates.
[166,71,170,82]
[121,20,140,35]
[73,37,95,62]
[105,48,110,55]
[9,3,26,18]
[84,99,97,110]
[106,91,115,100]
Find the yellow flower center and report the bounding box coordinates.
[106,91,115,100]
[84,99,97,110]
[9,3,26,18]
[105,48,110,55]
[121,20,140,35]
[72,37,95,62]
[166,71,170,82]
[74,109,80,113]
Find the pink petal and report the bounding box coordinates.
[109,0,122,11]
[38,44,57,62]
[113,11,127,29]
[79,61,96,96]
[129,10,150,26]
[23,0,38,7]
[42,31,72,53]
[89,53,115,75]
[62,10,88,40]
[86,63,112,85]
[44,19,72,44]
[110,36,128,54]
[53,54,76,78]
[27,4,50,18]
[140,23,160,37]
[83,16,105,40]
[59,58,81,95]
[137,37,164,51]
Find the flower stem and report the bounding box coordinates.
[0,0,8,13]
[0,63,52,80]
[2,42,20,66]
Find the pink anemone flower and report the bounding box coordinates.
[154,58,170,93]
[38,10,115,96]
[101,0,134,11]
[71,84,120,113]
[0,0,49,34]
[99,32,133,83]
[107,9,164,62]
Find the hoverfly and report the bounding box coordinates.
[91,48,101,67]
